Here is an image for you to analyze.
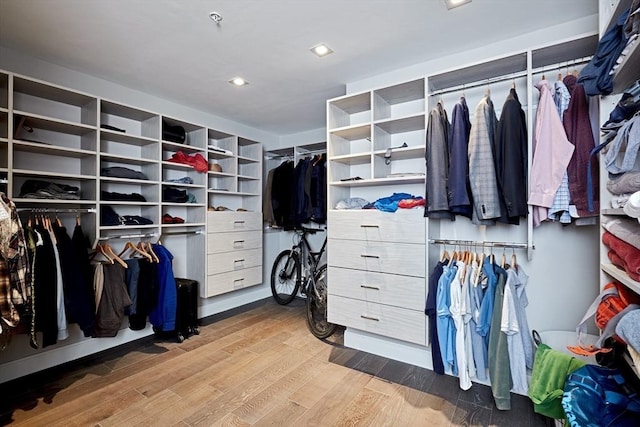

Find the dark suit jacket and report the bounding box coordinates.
[496,88,528,224]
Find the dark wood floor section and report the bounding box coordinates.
[1,298,554,426]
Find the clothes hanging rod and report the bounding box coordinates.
[265,154,294,160]
[98,232,157,241]
[160,230,204,237]
[17,207,97,214]
[429,57,592,97]
[430,70,528,97]
[428,238,532,250]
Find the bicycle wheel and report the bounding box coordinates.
[306,264,337,339]
[270,249,301,305]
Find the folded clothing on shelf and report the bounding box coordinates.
[623,191,640,221]
[607,171,640,195]
[165,176,194,185]
[167,151,208,173]
[163,186,189,203]
[20,179,80,200]
[602,230,640,281]
[121,215,153,225]
[101,166,148,180]
[101,191,147,202]
[101,205,153,226]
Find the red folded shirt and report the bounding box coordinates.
[167,151,208,173]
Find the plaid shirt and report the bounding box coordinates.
[0,193,31,329]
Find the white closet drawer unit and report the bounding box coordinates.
[328,295,426,346]
[328,210,425,244]
[207,248,262,275]
[328,266,425,311]
[207,211,261,232]
[206,266,262,296]
[207,230,262,254]
[328,239,425,277]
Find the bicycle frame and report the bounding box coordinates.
[292,229,327,292]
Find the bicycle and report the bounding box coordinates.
[270,226,337,339]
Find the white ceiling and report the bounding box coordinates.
[0,0,597,136]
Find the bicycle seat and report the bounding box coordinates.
[299,226,325,235]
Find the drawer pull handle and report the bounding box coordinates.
[234,220,245,224]
[234,278,244,282]
[360,315,380,321]
[360,284,380,290]
[360,254,379,259]
[234,259,245,263]
[233,240,245,244]
[360,224,380,228]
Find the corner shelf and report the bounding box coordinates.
[601,263,640,297]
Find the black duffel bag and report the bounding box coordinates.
[162,120,186,144]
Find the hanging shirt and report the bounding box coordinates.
[528,80,575,227]
[149,244,177,332]
[450,261,472,390]
[47,227,68,341]
[468,259,487,381]
[426,260,447,375]
[488,264,511,410]
[436,263,458,375]
[501,266,534,395]
[563,75,599,218]
[0,193,29,331]
[548,80,572,223]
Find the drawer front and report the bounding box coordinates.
[328,210,425,244]
[207,248,262,275]
[207,211,262,232]
[207,231,262,254]
[328,267,425,311]
[203,266,262,297]
[328,239,425,277]
[328,295,426,346]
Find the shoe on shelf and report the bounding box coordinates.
[162,213,175,224]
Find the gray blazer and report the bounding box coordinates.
[468,95,501,222]
[425,101,453,219]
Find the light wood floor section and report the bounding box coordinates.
[2,298,549,427]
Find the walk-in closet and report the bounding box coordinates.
[0,0,639,425]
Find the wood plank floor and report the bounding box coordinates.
[0,298,554,426]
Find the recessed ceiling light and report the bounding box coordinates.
[444,0,472,9]
[310,43,333,58]
[229,77,248,87]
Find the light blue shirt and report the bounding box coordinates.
[436,263,458,375]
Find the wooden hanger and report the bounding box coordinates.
[91,243,114,264]
[145,241,160,263]
[136,241,155,262]
[103,244,128,268]
[440,246,450,263]
[511,249,518,272]
[118,241,152,262]
[500,248,506,269]
[448,247,459,267]
[474,246,486,287]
